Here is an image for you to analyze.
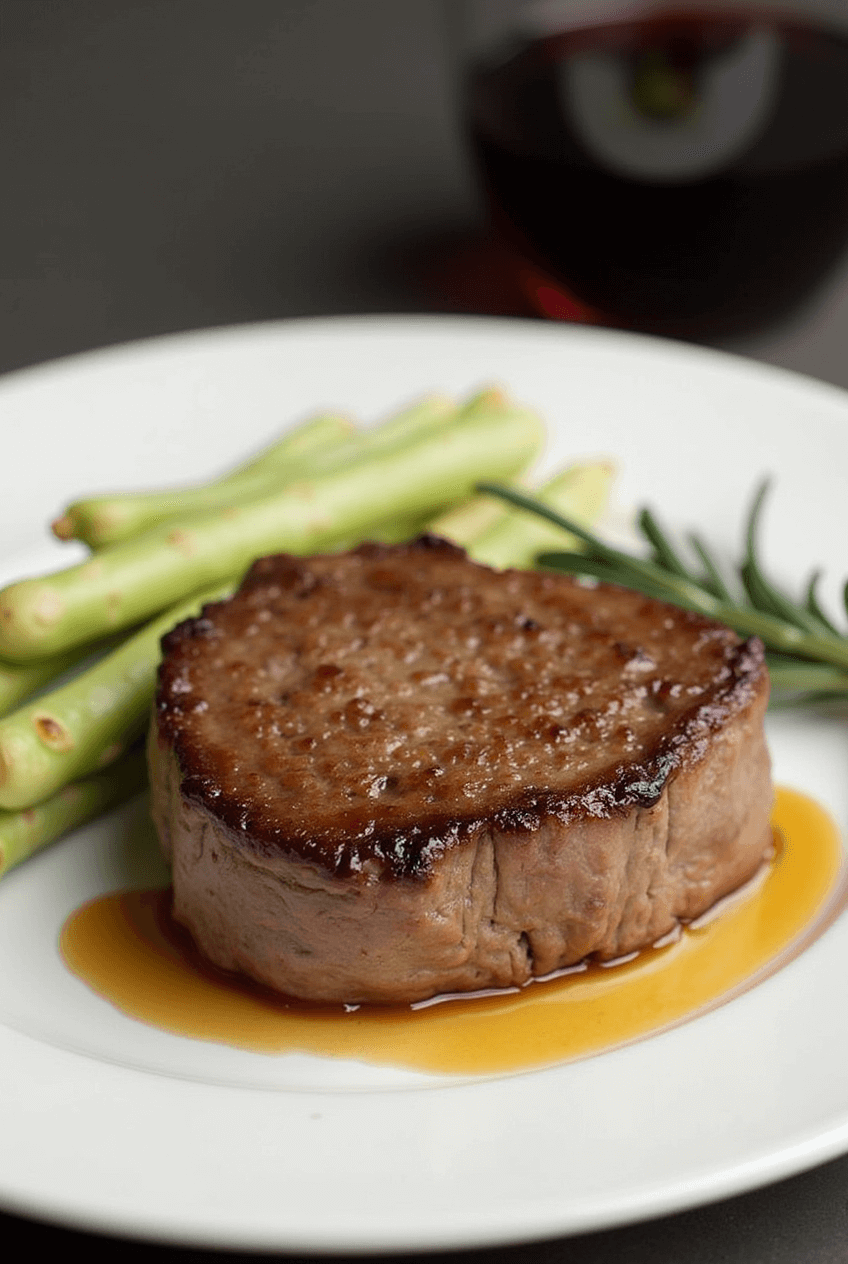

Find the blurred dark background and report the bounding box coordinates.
[0,0,476,374]
[3,2,848,1261]
[3,0,848,383]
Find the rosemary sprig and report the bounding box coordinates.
[477,479,848,708]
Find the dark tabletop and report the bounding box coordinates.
[3,2,848,1259]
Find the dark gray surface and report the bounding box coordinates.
[2,2,848,1259]
[0,0,473,374]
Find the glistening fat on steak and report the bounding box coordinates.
[148,535,773,1005]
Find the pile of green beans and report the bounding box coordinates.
[0,388,613,877]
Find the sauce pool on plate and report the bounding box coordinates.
[60,786,844,1075]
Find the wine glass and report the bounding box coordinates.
[456,0,848,337]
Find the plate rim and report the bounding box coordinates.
[4,309,848,405]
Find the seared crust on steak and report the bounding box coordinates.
[148,536,773,1004]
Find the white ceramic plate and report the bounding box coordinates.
[1,316,847,1253]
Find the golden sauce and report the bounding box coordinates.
[60,786,844,1076]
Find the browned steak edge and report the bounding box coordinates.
[152,544,769,882]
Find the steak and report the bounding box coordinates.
[148,535,773,1005]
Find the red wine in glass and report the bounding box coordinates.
[465,8,848,337]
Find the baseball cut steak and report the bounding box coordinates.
[148,535,773,1004]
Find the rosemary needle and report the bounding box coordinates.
[477,479,848,708]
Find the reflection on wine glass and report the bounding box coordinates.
[459,0,848,338]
